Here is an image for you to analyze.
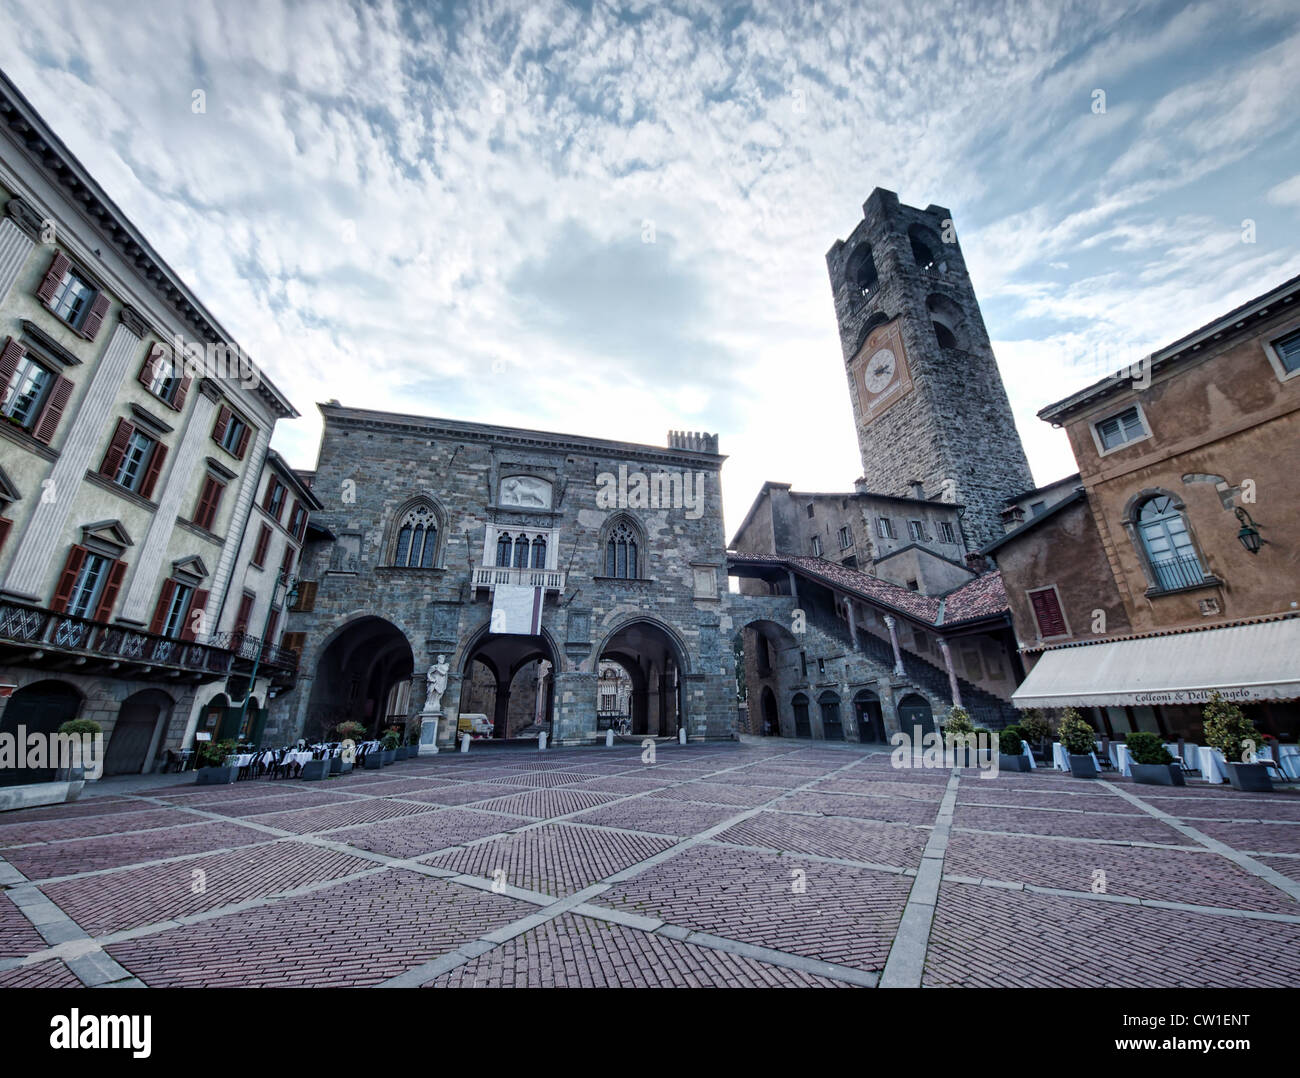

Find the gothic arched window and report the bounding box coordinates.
[513,534,531,569]
[530,535,547,569]
[496,532,513,567]
[604,519,641,579]
[392,503,439,568]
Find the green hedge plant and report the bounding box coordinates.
[380,731,401,752]
[57,719,102,736]
[998,725,1024,756]
[943,706,975,736]
[1124,730,1173,766]
[1202,691,1260,763]
[1058,709,1098,756]
[1019,710,1051,745]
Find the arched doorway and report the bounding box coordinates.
[597,620,687,738]
[897,693,935,737]
[819,691,844,740]
[791,693,812,738]
[760,686,779,737]
[459,626,556,739]
[0,680,82,785]
[854,689,886,743]
[104,689,173,776]
[306,617,415,740]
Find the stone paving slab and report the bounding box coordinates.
[953,803,1186,844]
[242,799,439,834]
[568,797,741,837]
[778,790,941,825]
[335,808,532,860]
[105,869,531,987]
[1184,819,1300,854]
[401,782,535,806]
[0,890,47,957]
[923,880,1300,987]
[0,806,200,846]
[645,781,779,807]
[715,810,930,867]
[471,788,619,818]
[426,911,845,987]
[0,959,82,987]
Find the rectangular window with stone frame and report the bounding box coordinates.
[0,335,73,444]
[138,342,193,411]
[35,251,111,341]
[98,417,168,499]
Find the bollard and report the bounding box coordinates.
[678,729,687,745]
[460,733,471,753]
[606,728,614,748]
[538,731,547,751]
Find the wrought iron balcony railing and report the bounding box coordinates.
[1149,555,1213,594]
[206,630,299,673]
[0,599,232,676]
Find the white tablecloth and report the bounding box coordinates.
[1199,747,1229,784]
[1276,745,1299,780]
[1052,743,1070,771]
[284,751,314,766]
[1114,743,1132,777]
[224,754,254,767]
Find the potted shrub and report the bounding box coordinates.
[997,724,1030,772]
[55,719,101,784]
[333,721,365,774]
[380,730,399,766]
[407,718,423,756]
[1125,731,1184,787]
[194,738,239,785]
[942,706,977,767]
[1058,709,1099,778]
[1203,692,1270,792]
[1020,710,1051,760]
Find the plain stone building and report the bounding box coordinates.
[825,188,1035,552]
[0,71,303,787]
[276,404,735,746]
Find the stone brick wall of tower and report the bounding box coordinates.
[825,189,1034,550]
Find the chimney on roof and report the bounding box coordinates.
[965,552,988,574]
[908,479,925,500]
[667,430,719,453]
[853,476,870,494]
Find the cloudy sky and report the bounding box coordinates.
[2,0,1298,533]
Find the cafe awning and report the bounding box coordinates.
[1012,617,1300,708]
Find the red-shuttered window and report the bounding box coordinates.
[251,523,272,568]
[138,342,192,411]
[36,252,111,341]
[191,476,226,532]
[212,405,251,459]
[98,418,168,499]
[51,545,126,622]
[234,591,255,634]
[1028,587,1069,640]
[1,336,73,444]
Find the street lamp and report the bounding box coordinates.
[236,569,298,740]
[1234,507,1263,555]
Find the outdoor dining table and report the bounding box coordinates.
[1051,743,1070,771]
[1277,745,1300,780]
[283,751,314,766]
[1113,743,1132,777]
[1198,746,1229,783]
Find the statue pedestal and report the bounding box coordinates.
[418,711,442,755]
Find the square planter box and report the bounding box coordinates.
[1226,762,1273,792]
[381,750,396,766]
[1068,754,1098,779]
[300,760,330,781]
[329,757,353,775]
[1131,762,1185,786]
[998,754,1030,773]
[196,766,238,785]
[363,753,384,770]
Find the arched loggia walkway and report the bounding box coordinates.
[597,619,687,737]
[304,617,414,740]
[458,627,556,739]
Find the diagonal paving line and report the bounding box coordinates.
[1098,780,1300,903]
[879,765,960,989]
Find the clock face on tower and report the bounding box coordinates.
[850,318,913,423]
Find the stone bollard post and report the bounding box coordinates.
[606,729,614,748]
[679,729,687,745]
[460,733,471,753]
[538,731,547,751]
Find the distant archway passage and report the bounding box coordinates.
[854,690,887,744]
[306,617,414,740]
[458,630,556,739]
[104,689,174,776]
[760,686,779,737]
[0,680,82,785]
[598,620,686,738]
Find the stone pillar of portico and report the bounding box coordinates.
[492,680,512,738]
[938,637,963,709]
[1,314,143,601]
[846,599,858,650]
[882,615,906,677]
[119,382,222,624]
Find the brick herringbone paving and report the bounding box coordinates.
[427,912,845,987]
[2,821,272,880]
[2,743,1297,988]
[41,842,379,936]
[568,796,741,837]
[422,822,675,896]
[923,880,1300,987]
[105,869,531,987]
[0,891,46,957]
[953,803,1187,843]
[334,808,531,859]
[715,810,930,867]
[596,844,911,971]
[0,960,82,987]
[943,831,1300,913]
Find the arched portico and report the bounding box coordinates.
[595,617,688,738]
[304,616,415,740]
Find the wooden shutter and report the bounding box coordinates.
[234,592,255,633]
[252,524,271,566]
[0,517,12,555]
[280,543,295,577]
[32,375,73,444]
[181,589,208,642]
[93,559,127,622]
[212,405,232,445]
[194,476,225,531]
[265,606,280,644]
[235,423,250,459]
[1030,588,1067,639]
[291,579,317,612]
[148,579,177,635]
[171,375,192,411]
[0,336,25,391]
[79,293,110,341]
[139,441,167,500]
[99,418,135,478]
[138,343,163,389]
[51,545,88,613]
[35,251,70,306]
[281,631,306,658]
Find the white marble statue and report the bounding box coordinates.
[424,654,449,713]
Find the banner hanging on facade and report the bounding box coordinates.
[490,583,544,636]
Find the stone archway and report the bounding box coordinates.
[596,619,688,738]
[854,689,886,743]
[104,689,174,776]
[305,617,415,740]
[458,627,557,740]
[760,685,779,736]
[897,693,935,737]
[1,680,82,785]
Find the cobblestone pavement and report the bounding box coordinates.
[1,740,1297,988]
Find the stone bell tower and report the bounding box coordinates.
[825,188,1033,552]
